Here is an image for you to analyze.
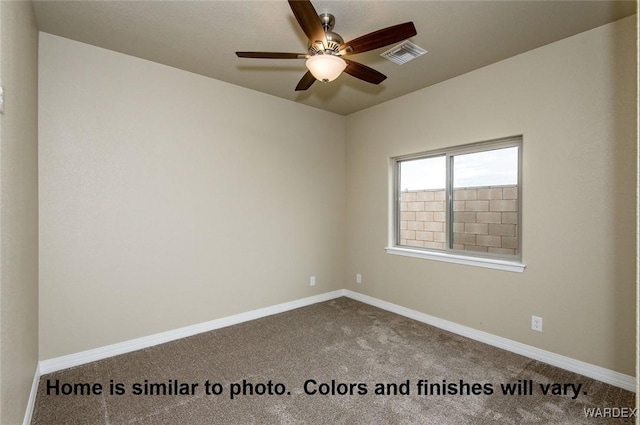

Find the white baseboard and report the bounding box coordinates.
[39,290,344,374]
[23,363,41,425]
[36,289,635,395]
[342,289,637,392]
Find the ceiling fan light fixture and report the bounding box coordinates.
[305,54,347,82]
[236,1,417,91]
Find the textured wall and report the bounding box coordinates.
[38,34,346,360]
[0,1,39,423]
[346,16,636,375]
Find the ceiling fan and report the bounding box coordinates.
[236,0,417,91]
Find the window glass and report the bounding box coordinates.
[452,146,519,255]
[394,138,521,259]
[398,156,446,249]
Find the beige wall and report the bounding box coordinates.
[345,16,636,375]
[38,33,346,360]
[0,1,40,423]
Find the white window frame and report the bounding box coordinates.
[386,136,525,273]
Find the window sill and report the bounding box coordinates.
[385,246,526,273]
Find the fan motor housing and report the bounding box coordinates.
[308,13,343,55]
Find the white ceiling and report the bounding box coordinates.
[32,1,637,115]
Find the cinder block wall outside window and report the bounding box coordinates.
[399,185,518,254]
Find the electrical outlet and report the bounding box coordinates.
[531,315,543,332]
[310,276,316,286]
[356,273,362,284]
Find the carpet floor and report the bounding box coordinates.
[31,297,636,424]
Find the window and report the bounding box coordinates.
[387,136,524,272]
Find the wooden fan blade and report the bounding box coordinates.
[343,59,386,85]
[340,22,416,55]
[236,52,307,59]
[295,71,317,91]
[288,0,327,47]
